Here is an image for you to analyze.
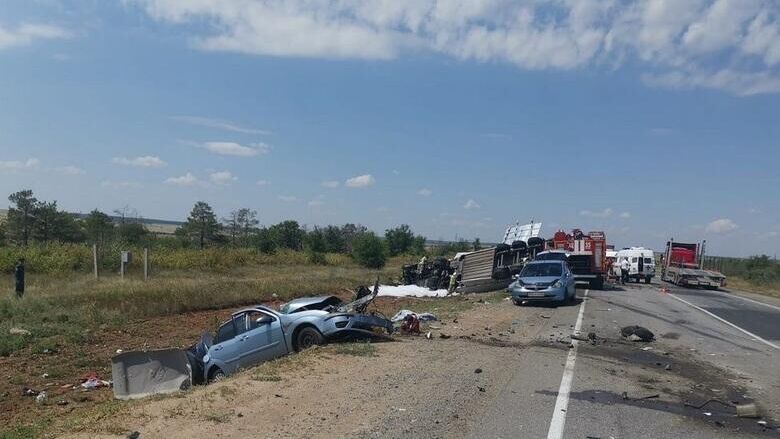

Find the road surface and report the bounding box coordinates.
[61,281,780,439]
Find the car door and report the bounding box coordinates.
[235,310,287,368]
[209,316,245,374]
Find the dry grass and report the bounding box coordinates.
[724,277,780,300]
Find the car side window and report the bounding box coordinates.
[233,314,249,336]
[215,321,236,343]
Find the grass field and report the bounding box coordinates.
[725,277,780,300]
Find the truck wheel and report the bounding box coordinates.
[295,326,324,352]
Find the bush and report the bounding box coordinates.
[351,232,386,269]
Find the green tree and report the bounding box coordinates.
[322,225,346,253]
[84,209,114,246]
[412,235,427,254]
[32,200,59,242]
[117,222,149,245]
[7,189,38,246]
[237,208,259,244]
[270,220,304,250]
[385,224,415,256]
[341,223,368,253]
[180,201,220,249]
[306,227,328,265]
[52,211,84,243]
[352,232,386,269]
[0,221,6,246]
[253,227,277,253]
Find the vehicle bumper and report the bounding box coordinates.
[507,286,567,302]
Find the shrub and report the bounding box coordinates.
[351,232,386,269]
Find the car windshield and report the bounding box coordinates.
[521,263,562,277]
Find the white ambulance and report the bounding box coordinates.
[615,247,656,283]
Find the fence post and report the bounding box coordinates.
[93,244,99,279]
[143,248,149,281]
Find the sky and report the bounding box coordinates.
[0,0,779,257]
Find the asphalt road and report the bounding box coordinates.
[469,281,780,439]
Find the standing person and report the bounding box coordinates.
[620,257,630,285]
[14,258,25,299]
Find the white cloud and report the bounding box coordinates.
[199,141,269,157]
[580,208,614,218]
[619,212,631,219]
[417,188,433,196]
[321,180,340,188]
[101,180,143,189]
[164,172,198,186]
[278,195,298,202]
[345,174,375,188]
[56,165,85,175]
[171,116,270,134]
[463,199,480,210]
[705,218,738,234]
[0,158,39,171]
[209,170,237,185]
[0,23,72,50]
[112,155,167,168]
[130,0,780,96]
[256,179,271,186]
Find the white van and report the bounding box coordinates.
[615,248,656,283]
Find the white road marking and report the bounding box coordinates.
[547,289,589,439]
[667,293,779,350]
[714,290,780,312]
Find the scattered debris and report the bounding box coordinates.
[391,310,437,322]
[400,314,421,335]
[56,399,68,406]
[22,387,38,397]
[35,391,47,404]
[641,346,653,351]
[127,431,141,439]
[540,315,551,319]
[9,327,31,336]
[81,372,111,390]
[621,326,654,342]
[664,364,672,371]
[704,412,712,416]
[425,331,432,339]
[474,368,483,374]
[736,403,759,418]
[439,333,451,339]
[478,386,486,392]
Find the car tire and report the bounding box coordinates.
[208,367,225,383]
[295,326,324,352]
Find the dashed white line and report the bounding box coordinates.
[546,289,589,439]
[667,293,779,350]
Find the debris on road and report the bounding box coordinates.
[474,368,483,374]
[81,372,111,390]
[621,325,655,342]
[35,391,47,404]
[391,310,436,322]
[736,403,760,418]
[439,333,451,339]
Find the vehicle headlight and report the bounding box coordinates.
[552,280,563,288]
[203,354,210,363]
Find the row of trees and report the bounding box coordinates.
[2,190,431,268]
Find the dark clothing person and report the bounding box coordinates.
[621,268,629,285]
[14,259,25,298]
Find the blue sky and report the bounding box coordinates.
[1,0,779,257]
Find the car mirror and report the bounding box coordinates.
[256,315,274,325]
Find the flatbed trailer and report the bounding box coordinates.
[661,239,726,289]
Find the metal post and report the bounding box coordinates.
[143,248,149,281]
[120,256,125,280]
[93,244,99,279]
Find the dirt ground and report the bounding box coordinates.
[4,289,774,438]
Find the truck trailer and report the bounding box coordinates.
[661,239,726,289]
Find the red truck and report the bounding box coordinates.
[661,239,726,289]
[547,229,608,289]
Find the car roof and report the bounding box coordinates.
[526,260,564,265]
[283,295,339,307]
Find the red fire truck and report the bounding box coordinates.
[550,229,608,289]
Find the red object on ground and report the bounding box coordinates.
[401,314,420,334]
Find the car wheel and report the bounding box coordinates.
[208,367,225,383]
[295,326,324,352]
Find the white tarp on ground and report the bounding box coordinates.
[375,284,450,298]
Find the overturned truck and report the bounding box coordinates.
[112,284,393,400]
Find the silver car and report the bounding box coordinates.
[507,260,576,305]
[192,295,393,382]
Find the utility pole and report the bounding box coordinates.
[92,244,99,279]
